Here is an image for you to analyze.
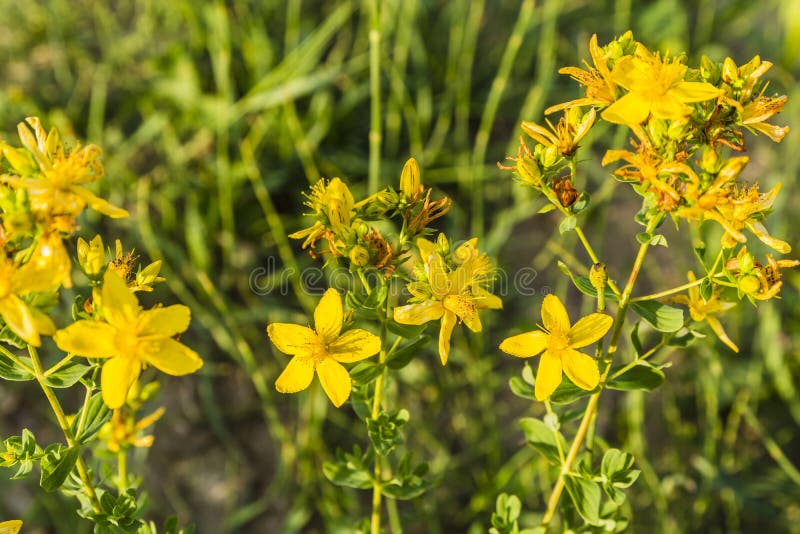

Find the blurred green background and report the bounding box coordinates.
[0,0,799,532]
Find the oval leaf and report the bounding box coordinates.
[607,361,665,391]
[630,300,684,332]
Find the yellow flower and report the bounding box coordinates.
[601,45,720,125]
[546,34,620,114]
[2,117,128,219]
[499,294,612,401]
[706,183,789,254]
[521,108,596,157]
[100,405,165,453]
[741,95,789,143]
[670,272,738,352]
[53,270,202,409]
[0,255,57,346]
[395,238,502,365]
[0,520,22,534]
[267,288,380,407]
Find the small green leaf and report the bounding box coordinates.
[607,361,665,391]
[386,320,427,339]
[571,192,590,214]
[323,446,373,490]
[559,216,577,234]
[537,203,557,214]
[44,361,91,388]
[558,262,618,301]
[0,350,34,381]
[519,418,566,465]
[70,393,112,444]
[386,335,430,370]
[649,234,668,247]
[563,474,601,525]
[629,322,643,357]
[630,300,684,332]
[349,361,385,385]
[635,232,651,245]
[40,445,80,492]
[550,375,594,404]
[509,376,535,400]
[367,409,409,456]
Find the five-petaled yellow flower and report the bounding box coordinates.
[54,270,202,409]
[601,45,720,126]
[499,294,612,401]
[267,288,381,407]
[669,272,738,352]
[394,238,502,365]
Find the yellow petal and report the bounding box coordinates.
[443,294,482,332]
[568,313,613,348]
[0,295,39,346]
[706,316,739,353]
[438,310,457,365]
[267,323,318,355]
[394,301,444,325]
[101,270,139,327]
[275,355,314,394]
[499,330,548,358]
[30,307,55,337]
[139,305,191,338]
[749,121,789,143]
[746,221,791,254]
[535,351,563,401]
[562,348,600,391]
[670,81,721,103]
[601,92,651,125]
[0,520,23,534]
[328,329,381,363]
[314,288,343,341]
[316,358,352,407]
[427,254,451,298]
[650,97,692,120]
[541,294,570,333]
[101,357,141,409]
[71,185,129,218]
[473,287,503,310]
[416,238,436,261]
[53,320,117,357]
[144,338,203,375]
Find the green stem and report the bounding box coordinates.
[630,273,725,302]
[367,0,382,194]
[370,284,391,534]
[28,346,102,513]
[43,353,75,377]
[540,214,663,529]
[117,449,127,493]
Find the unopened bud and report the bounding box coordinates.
[349,245,370,267]
[400,157,421,196]
[77,235,106,277]
[589,263,609,292]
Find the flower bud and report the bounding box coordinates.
[400,157,421,197]
[737,274,760,295]
[700,148,720,174]
[77,235,106,277]
[589,263,608,292]
[349,245,370,267]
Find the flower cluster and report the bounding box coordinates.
[290,158,450,272]
[502,32,796,361]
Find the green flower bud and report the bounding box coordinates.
[349,245,370,267]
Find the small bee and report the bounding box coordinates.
[552,176,578,207]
